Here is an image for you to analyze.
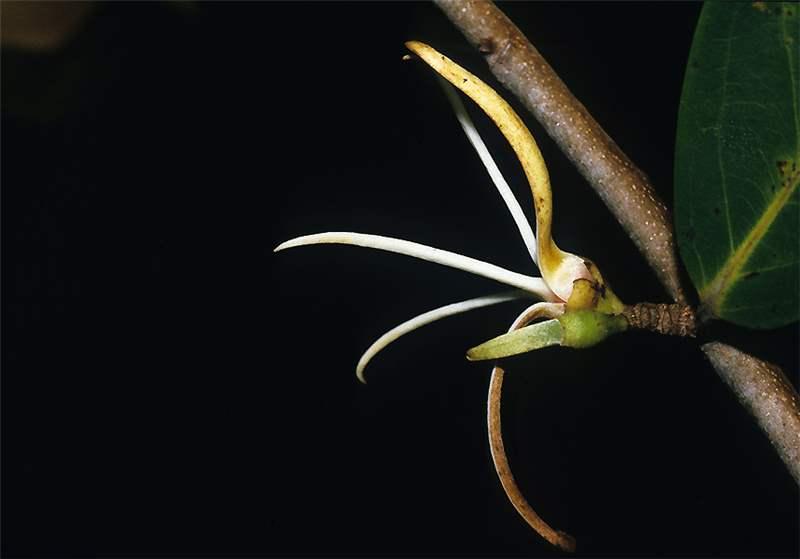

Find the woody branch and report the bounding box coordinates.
[434,0,799,483]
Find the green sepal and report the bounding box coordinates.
[466,311,628,362]
[466,319,563,361]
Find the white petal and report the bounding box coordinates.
[357,290,526,383]
[439,78,538,265]
[274,232,556,299]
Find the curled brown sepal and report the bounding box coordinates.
[702,342,800,484]
[487,302,577,552]
[433,0,687,304]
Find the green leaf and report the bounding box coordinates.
[675,1,799,328]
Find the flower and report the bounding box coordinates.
[275,41,626,550]
[275,41,624,380]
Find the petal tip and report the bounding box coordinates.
[273,239,297,252]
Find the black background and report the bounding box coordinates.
[2,2,798,557]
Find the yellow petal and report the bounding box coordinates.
[405,41,591,301]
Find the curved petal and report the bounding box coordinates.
[406,41,591,302]
[275,232,557,299]
[486,302,576,551]
[439,78,538,266]
[356,290,527,383]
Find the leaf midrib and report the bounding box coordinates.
[716,11,738,257]
[699,5,800,317]
[700,165,799,312]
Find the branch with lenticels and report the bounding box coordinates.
[433,0,800,546]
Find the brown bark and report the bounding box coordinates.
[702,343,800,484]
[622,303,697,337]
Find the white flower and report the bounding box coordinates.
[275,41,617,382]
[275,41,627,551]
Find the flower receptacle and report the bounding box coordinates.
[558,310,628,349]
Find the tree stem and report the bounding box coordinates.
[702,342,800,484]
[622,303,697,337]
